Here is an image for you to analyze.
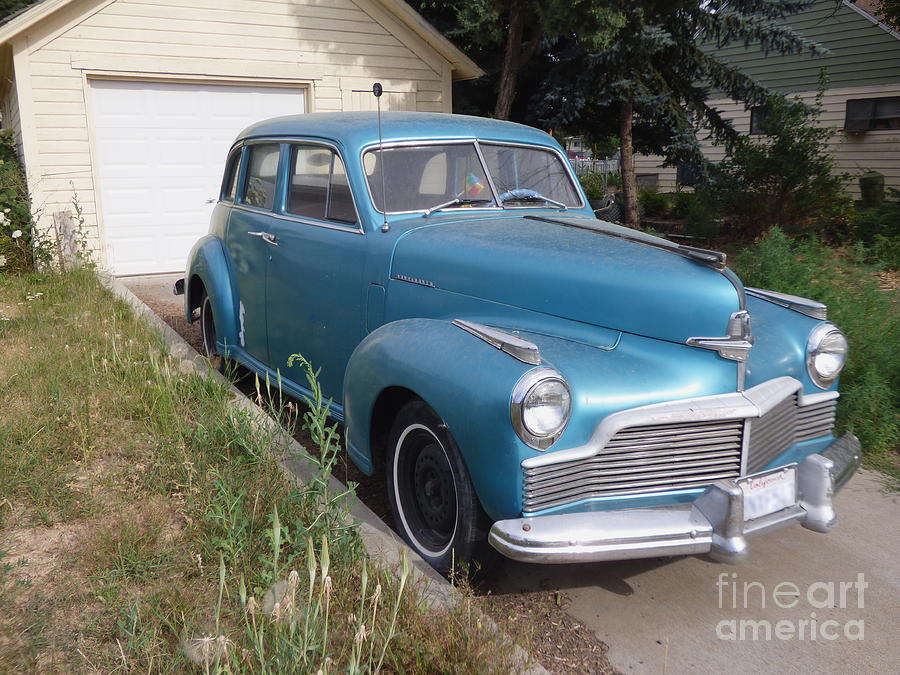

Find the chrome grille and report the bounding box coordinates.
[522,393,838,515]
[796,398,838,443]
[523,419,744,513]
[746,394,798,473]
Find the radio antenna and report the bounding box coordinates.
[373,82,389,233]
[352,82,401,232]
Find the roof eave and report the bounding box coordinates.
[0,0,73,46]
[0,0,485,81]
[376,0,485,81]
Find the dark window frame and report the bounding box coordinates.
[220,147,243,202]
[749,106,770,135]
[844,96,900,131]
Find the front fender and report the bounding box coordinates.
[343,318,535,520]
[185,235,239,353]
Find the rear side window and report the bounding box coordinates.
[241,144,280,210]
[288,145,356,225]
[221,148,242,202]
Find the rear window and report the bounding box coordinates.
[240,144,280,210]
[221,148,242,202]
[288,145,356,224]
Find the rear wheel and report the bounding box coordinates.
[199,290,225,373]
[386,399,497,577]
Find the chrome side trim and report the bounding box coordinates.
[522,376,802,470]
[746,287,827,320]
[687,310,754,362]
[393,274,435,288]
[452,319,541,366]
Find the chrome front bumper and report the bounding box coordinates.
[489,432,860,565]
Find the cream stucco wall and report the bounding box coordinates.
[633,83,900,198]
[4,0,455,267]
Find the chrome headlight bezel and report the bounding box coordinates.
[511,368,572,450]
[806,322,848,389]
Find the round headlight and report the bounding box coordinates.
[511,368,571,450]
[807,323,848,389]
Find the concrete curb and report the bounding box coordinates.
[104,274,548,674]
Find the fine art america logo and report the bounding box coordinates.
[715,573,867,641]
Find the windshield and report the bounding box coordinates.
[363,142,581,213]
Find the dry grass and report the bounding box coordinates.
[0,268,529,672]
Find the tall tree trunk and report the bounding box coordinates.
[619,100,639,227]
[494,0,526,120]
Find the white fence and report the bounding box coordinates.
[570,158,620,176]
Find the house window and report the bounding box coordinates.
[844,97,900,131]
[749,106,770,135]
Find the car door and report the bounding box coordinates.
[265,142,366,403]
[222,142,282,365]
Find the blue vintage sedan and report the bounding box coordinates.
[179,111,859,574]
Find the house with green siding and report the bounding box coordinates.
[634,0,900,197]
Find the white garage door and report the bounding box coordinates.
[91,79,305,275]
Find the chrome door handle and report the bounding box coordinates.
[247,231,279,246]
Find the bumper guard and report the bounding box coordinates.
[488,432,860,564]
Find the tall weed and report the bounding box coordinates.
[736,228,899,463]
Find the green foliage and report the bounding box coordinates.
[683,189,722,240]
[0,1,36,19]
[0,270,522,671]
[0,131,38,274]
[848,190,900,268]
[710,84,852,236]
[871,235,900,271]
[874,0,900,30]
[736,228,899,460]
[637,188,669,218]
[578,171,610,201]
[533,1,823,167]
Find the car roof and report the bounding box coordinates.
[236,111,557,150]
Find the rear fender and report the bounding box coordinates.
[185,235,239,353]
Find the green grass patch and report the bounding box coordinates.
[0,268,523,672]
[735,227,899,476]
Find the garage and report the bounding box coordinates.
[91,80,305,275]
[0,0,482,274]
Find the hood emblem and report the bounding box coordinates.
[687,310,754,362]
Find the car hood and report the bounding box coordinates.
[389,214,742,344]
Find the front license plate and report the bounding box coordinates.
[738,466,797,521]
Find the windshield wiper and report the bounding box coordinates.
[499,188,567,211]
[423,197,493,217]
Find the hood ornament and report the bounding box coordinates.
[687,310,754,362]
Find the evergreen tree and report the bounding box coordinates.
[416,1,824,227]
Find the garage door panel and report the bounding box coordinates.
[92,79,304,274]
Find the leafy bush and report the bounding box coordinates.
[638,188,669,218]
[848,190,900,268]
[0,132,36,275]
[578,171,608,201]
[711,82,851,236]
[736,228,899,463]
[670,191,696,219]
[683,189,721,239]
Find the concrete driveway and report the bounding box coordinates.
[487,469,898,673]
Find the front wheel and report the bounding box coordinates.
[386,400,497,577]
